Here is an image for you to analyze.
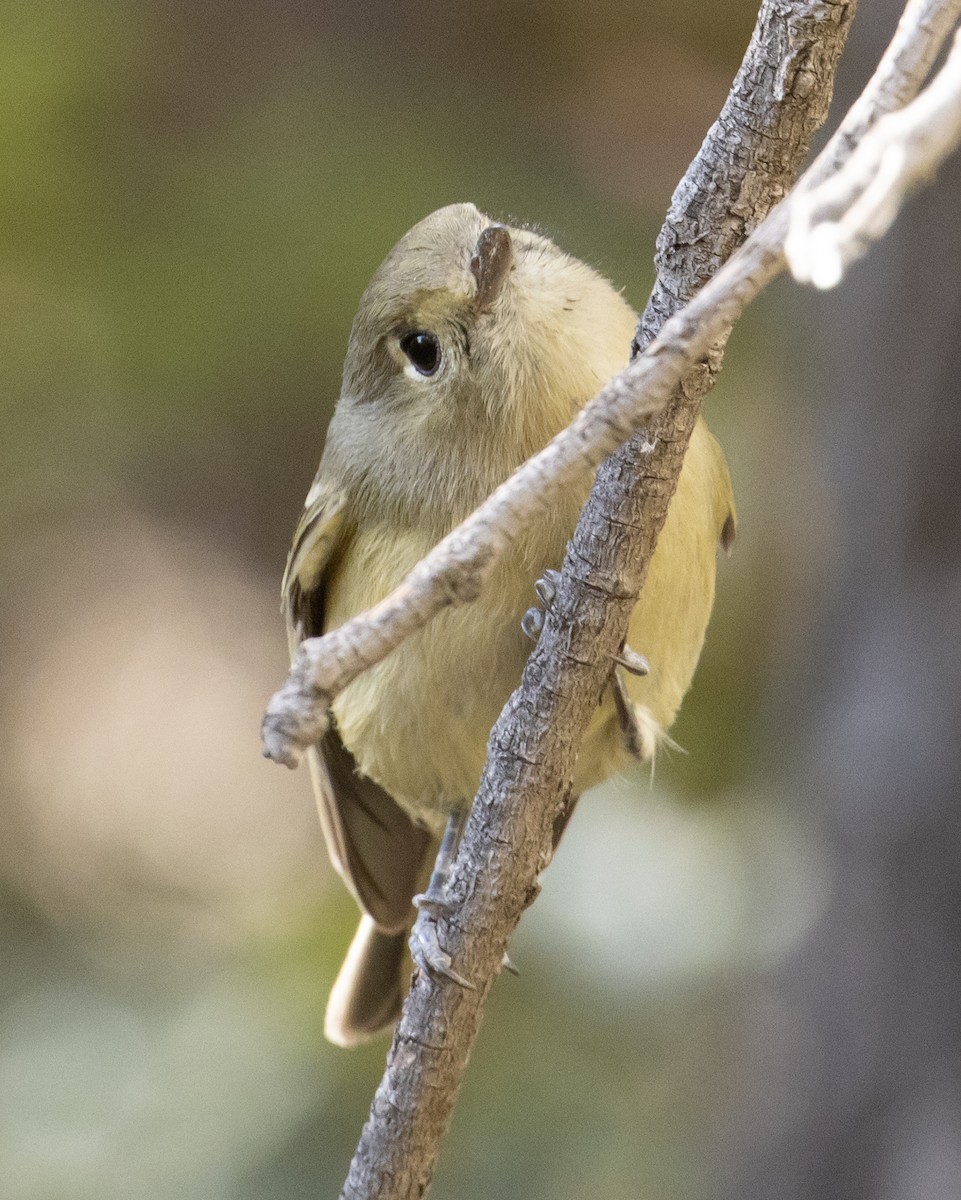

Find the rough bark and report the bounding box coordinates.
[262,0,961,773]
[339,4,858,1198]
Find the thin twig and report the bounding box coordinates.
[332,1,961,1196]
[815,0,961,172]
[255,1,961,1196]
[262,231,779,768]
[337,2,859,1197]
[262,0,961,773]
[788,28,961,287]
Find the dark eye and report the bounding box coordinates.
[399,331,441,376]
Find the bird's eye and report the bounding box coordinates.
[399,331,441,376]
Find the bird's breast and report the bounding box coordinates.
[325,512,577,833]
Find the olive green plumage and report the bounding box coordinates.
[282,204,735,1045]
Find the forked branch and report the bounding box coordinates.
[263,0,961,774]
[257,2,961,1198]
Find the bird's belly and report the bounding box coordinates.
[326,523,557,834]
[323,417,729,833]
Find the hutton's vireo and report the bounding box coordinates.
[282,203,735,1046]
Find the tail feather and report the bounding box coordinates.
[325,915,408,1047]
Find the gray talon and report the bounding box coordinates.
[615,644,650,676]
[502,952,519,977]
[521,606,545,640]
[409,807,473,986]
[523,569,563,641]
[534,568,561,607]
[410,896,475,989]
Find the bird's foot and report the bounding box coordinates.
[410,893,475,989]
[523,571,650,680]
[521,568,562,640]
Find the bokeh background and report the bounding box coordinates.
[3,1,960,1197]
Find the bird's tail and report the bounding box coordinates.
[324,914,408,1047]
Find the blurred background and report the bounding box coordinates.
[3,0,960,1197]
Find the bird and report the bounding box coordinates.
[281,203,735,1046]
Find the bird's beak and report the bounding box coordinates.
[470,224,513,311]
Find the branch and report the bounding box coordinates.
[336,3,859,1198]
[787,27,961,287]
[262,226,780,767]
[257,2,961,1196]
[262,0,961,773]
[813,0,961,171]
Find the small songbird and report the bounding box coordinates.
[282,203,735,1046]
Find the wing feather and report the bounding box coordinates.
[283,475,428,932]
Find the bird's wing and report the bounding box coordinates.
[610,418,736,761]
[283,475,429,933]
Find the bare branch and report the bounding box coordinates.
[262,230,780,768]
[329,1,961,1196]
[256,1,961,1189]
[788,27,961,287]
[814,0,961,172]
[336,3,858,1198]
[262,0,961,775]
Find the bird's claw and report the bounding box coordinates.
[522,568,563,641]
[534,568,562,608]
[521,606,544,640]
[523,572,649,684]
[410,894,475,989]
[614,644,650,676]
